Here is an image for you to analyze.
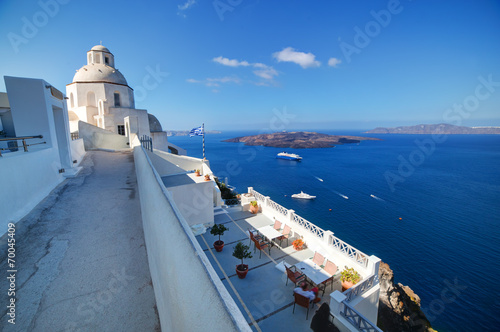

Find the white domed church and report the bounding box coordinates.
[66,45,184,154]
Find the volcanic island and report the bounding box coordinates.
[222,131,381,149]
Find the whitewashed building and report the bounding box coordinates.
[66,45,184,154]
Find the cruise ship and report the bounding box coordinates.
[276,152,302,161]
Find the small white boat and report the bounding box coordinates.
[291,191,316,199]
[276,152,302,161]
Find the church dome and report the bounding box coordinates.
[148,113,163,132]
[91,45,111,53]
[72,64,128,85]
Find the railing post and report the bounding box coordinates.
[323,230,334,246]
[248,187,253,194]
[264,196,270,207]
[329,291,347,317]
[368,255,381,277]
[22,139,28,152]
[288,209,295,224]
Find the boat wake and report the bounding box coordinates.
[314,176,324,182]
[333,191,348,199]
[370,194,385,202]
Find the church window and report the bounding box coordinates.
[114,92,120,106]
[70,93,74,108]
[117,125,125,136]
[95,54,100,63]
[105,56,109,65]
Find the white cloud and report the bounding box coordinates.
[213,56,250,67]
[186,78,200,83]
[178,0,196,11]
[214,57,278,82]
[253,64,278,80]
[207,76,241,84]
[272,47,321,68]
[328,57,342,68]
[177,0,196,17]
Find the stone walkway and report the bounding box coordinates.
[0,151,160,332]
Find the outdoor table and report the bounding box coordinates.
[257,225,283,246]
[294,259,332,286]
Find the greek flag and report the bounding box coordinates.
[189,125,203,137]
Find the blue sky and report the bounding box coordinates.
[0,0,499,131]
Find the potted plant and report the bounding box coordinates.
[249,200,259,214]
[204,174,211,181]
[194,169,201,176]
[340,266,361,291]
[210,223,228,252]
[233,242,252,279]
[292,238,304,251]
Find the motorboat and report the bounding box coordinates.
[276,152,302,161]
[291,191,316,199]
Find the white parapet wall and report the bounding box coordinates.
[134,146,251,332]
[0,147,66,236]
[70,138,86,166]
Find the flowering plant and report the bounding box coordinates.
[292,238,304,250]
[250,200,258,207]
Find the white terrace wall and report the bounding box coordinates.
[78,120,128,150]
[154,148,207,173]
[70,138,86,166]
[134,146,250,332]
[0,147,65,237]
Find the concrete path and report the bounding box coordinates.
[0,151,160,332]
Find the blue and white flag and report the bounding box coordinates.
[189,125,203,137]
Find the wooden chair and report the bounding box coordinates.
[252,237,270,258]
[278,224,291,247]
[293,292,313,320]
[248,228,262,246]
[312,252,325,268]
[285,265,306,287]
[273,219,282,230]
[319,260,338,295]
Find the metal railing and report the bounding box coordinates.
[71,132,79,140]
[223,198,240,206]
[0,135,46,157]
[329,234,369,268]
[140,135,153,152]
[343,274,378,302]
[268,199,289,218]
[250,188,367,267]
[341,301,383,332]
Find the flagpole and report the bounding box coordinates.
[202,123,205,160]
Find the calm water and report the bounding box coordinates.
[169,131,500,332]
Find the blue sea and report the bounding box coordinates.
[169,130,500,332]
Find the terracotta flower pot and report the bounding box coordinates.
[235,264,249,279]
[249,204,258,214]
[342,281,355,292]
[213,240,224,252]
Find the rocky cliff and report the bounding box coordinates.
[378,262,437,332]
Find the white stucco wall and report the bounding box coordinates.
[133,146,251,332]
[78,121,128,150]
[70,138,86,166]
[0,147,65,237]
[153,149,205,173]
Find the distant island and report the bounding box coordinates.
[167,130,221,136]
[223,131,381,149]
[365,123,500,134]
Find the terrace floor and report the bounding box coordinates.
[196,208,342,332]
